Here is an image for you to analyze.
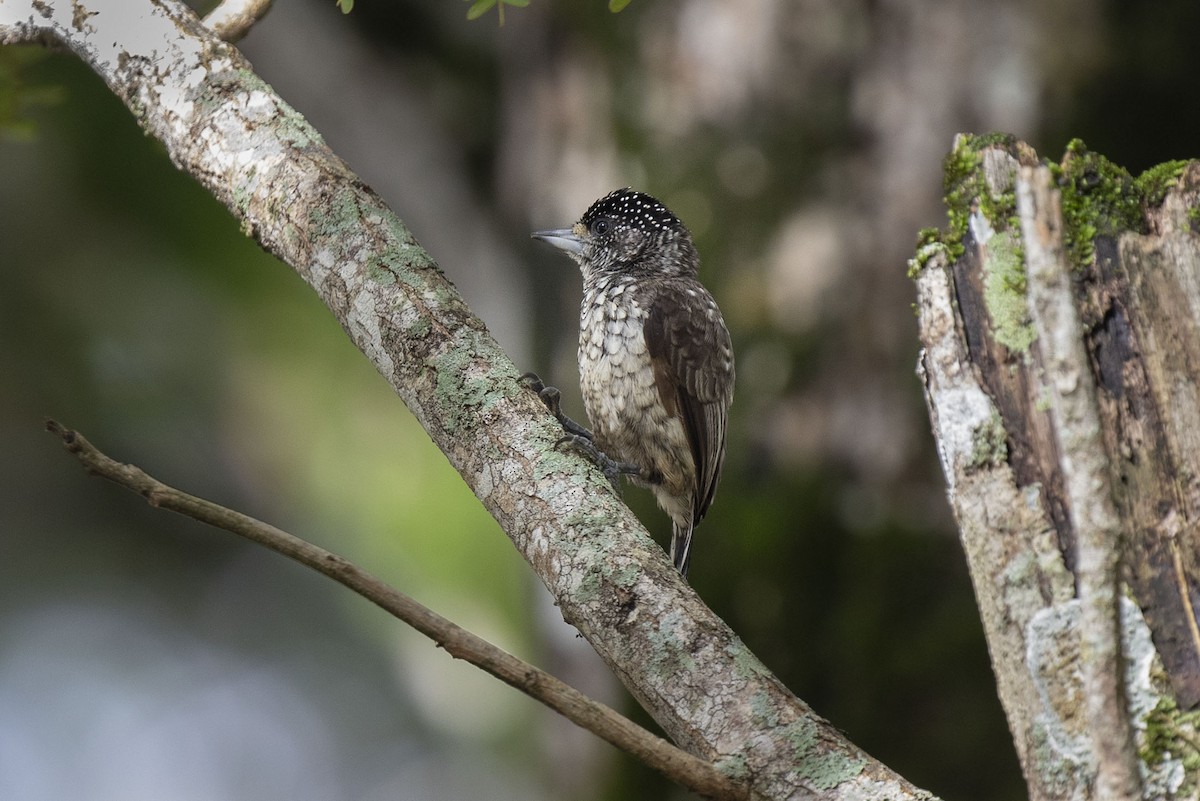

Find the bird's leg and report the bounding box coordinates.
[519,372,643,495]
[519,372,593,439]
[554,434,644,496]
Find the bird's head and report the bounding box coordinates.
[532,188,698,281]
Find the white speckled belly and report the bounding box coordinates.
[578,276,694,506]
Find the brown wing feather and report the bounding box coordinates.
[644,281,735,524]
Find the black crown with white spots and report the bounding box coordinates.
[580,188,685,235]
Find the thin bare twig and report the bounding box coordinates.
[45,420,748,801]
[1017,166,1144,801]
[203,0,274,42]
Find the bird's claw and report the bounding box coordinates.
[555,434,642,496]
[519,372,593,439]
[518,371,547,394]
[521,373,641,494]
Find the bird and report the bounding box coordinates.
[529,188,735,577]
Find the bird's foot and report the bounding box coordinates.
[520,372,641,494]
[554,433,643,496]
[519,372,593,439]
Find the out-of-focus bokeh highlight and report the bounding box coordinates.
[2,1,1197,799]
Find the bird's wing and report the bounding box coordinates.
[644,281,735,523]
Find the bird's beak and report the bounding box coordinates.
[531,227,584,255]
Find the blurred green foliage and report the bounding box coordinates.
[0,48,63,140]
[0,46,537,801]
[466,0,530,25]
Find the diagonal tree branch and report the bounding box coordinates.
[1,2,935,798]
[43,419,747,801]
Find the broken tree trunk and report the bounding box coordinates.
[913,135,1200,801]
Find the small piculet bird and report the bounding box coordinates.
[531,188,735,577]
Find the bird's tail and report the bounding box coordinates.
[670,519,694,578]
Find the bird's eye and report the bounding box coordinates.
[591,217,612,236]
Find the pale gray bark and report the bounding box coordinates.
[1018,164,1143,801]
[915,136,1200,801]
[0,1,936,798]
[202,0,273,42]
